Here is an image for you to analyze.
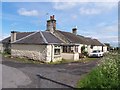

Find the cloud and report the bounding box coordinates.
[97,22,118,33]
[71,15,78,19]
[94,2,117,10]
[79,7,100,15]
[53,2,117,15]
[77,21,118,46]
[79,2,117,15]
[18,8,39,16]
[2,0,119,2]
[53,2,77,10]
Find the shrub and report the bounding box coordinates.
[77,52,119,88]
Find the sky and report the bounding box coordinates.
[1,0,118,47]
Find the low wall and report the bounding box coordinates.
[53,55,62,62]
[61,53,79,61]
[73,53,79,61]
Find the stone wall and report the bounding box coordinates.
[11,44,62,62]
[11,44,47,62]
[12,50,47,61]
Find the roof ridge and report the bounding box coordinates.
[11,31,38,43]
[14,31,35,34]
[39,31,48,43]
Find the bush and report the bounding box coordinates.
[77,52,119,88]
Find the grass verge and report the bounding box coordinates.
[77,52,119,88]
[49,57,98,64]
[2,52,98,65]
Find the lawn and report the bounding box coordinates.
[77,51,119,88]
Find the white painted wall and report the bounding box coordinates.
[46,45,52,62]
[78,44,88,53]
[87,45,92,54]
[93,46,102,51]
[46,45,62,62]
[78,44,83,53]
[103,46,108,53]
[85,45,88,52]
[87,45,103,54]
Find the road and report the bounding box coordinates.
[1,56,100,88]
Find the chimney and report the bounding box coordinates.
[11,31,17,42]
[46,15,56,33]
[72,26,77,35]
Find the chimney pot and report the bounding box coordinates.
[72,27,77,35]
[53,15,54,20]
[46,15,56,32]
[50,16,52,20]
[11,31,17,42]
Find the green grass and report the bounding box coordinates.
[1,52,11,57]
[49,57,97,64]
[2,52,98,65]
[77,52,119,88]
[4,55,45,64]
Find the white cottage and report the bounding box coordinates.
[11,31,63,62]
[1,15,108,62]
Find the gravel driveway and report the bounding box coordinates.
[2,56,100,88]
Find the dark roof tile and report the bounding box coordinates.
[13,32,45,44]
[42,31,63,43]
[2,36,11,43]
[57,30,89,44]
[16,32,34,40]
[13,31,63,44]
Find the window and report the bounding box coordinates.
[90,45,94,49]
[63,46,67,53]
[75,46,78,52]
[54,49,60,55]
[62,45,78,53]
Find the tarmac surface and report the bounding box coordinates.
[1,56,100,88]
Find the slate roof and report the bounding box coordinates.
[1,32,33,43]
[54,30,104,46]
[77,35,90,45]
[2,36,11,43]
[42,31,63,43]
[56,30,87,44]
[1,30,103,46]
[84,37,104,46]
[16,32,34,40]
[92,39,104,46]
[12,31,63,44]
